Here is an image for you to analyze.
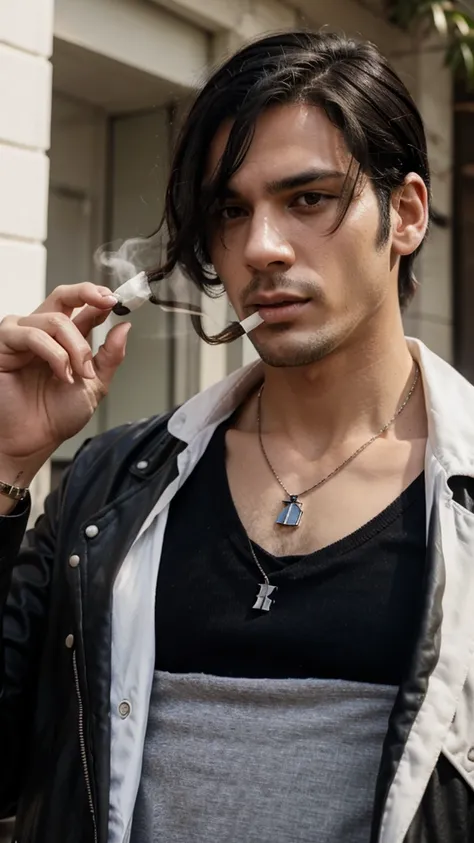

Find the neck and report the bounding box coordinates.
[257,321,419,453]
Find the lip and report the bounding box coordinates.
[256,300,310,323]
[247,292,310,307]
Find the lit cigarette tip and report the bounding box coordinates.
[112,301,132,316]
[239,311,264,334]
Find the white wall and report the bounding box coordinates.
[105,109,174,427]
[53,0,209,91]
[47,93,108,460]
[48,103,183,440]
[0,0,54,318]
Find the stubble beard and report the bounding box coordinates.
[252,325,339,368]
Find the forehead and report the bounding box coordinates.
[206,103,350,192]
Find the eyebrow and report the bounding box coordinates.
[214,168,347,202]
[265,169,347,195]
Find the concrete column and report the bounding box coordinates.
[0,0,55,523]
[391,44,453,362]
[411,46,453,362]
[199,293,231,390]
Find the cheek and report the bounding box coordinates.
[304,228,386,308]
[331,204,385,280]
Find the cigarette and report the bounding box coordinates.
[112,271,150,315]
[111,272,265,338]
[239,311,264,334]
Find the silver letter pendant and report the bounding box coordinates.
[253,583,278,612]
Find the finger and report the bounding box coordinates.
[93,322,131,390]
[0,323,76,384]
[18,313,95,379]
[35,283,118,318]
[73,304,112,338]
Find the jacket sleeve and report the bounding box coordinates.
[0,416,170,818]
[0,479,63,819]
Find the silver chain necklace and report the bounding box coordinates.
[257,363,420,529]
[247,363,420,612]
[248,541,279,612]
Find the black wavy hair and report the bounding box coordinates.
[148,30,431,343]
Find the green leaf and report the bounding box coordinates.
[459,40,474,76]
[431,2,449,34]
[448,11,472,36]
[387,0,474,85]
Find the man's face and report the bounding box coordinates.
[206,103,400,368]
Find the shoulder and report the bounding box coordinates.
[68,410,177,475]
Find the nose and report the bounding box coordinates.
[243,212,295,272]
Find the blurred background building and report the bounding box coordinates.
[0,0,470,513]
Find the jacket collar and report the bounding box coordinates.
[169,338,474,479]
[409,338,474,477]
[167,360,263,443]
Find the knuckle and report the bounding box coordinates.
[49,313,69,330]
[24,325,38,341]
[79,281,98,297]
[0,314,18,329]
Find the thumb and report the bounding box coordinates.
[93,322,131,389]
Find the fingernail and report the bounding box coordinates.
[84,360,96,378]
[66,365,75,384]
[102,295,118,306]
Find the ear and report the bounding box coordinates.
[390,173,429,258]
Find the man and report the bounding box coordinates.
[0,29,472,843]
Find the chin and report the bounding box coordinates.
[254,330,338,368]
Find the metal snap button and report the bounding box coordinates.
[65,634,74,649]
[118,700,132,719]
[136,460,148,470]
[69,554,80,568]
[85,525,99,539]
[467,747,474,763]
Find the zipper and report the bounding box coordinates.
[72,649,99,843]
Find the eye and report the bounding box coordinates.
[218,205,247,221]
[292,192,332,208]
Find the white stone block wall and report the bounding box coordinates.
[0,0,53,314]
[0,0,55,528]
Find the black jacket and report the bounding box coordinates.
[1,410,474,843]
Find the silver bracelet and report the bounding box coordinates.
[0,480,29,501]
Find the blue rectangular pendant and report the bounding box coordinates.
[276,496,303,527]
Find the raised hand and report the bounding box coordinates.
[0,283,131,488]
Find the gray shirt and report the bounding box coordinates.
[130,671,396,843]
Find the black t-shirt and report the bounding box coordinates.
[155,421,426,684]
